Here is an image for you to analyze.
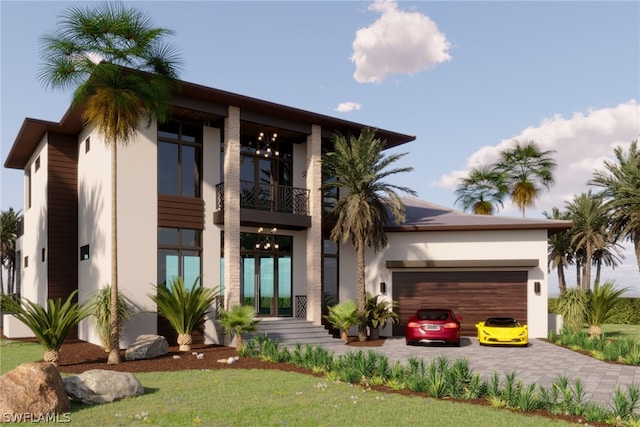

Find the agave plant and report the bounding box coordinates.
[91,284,132,352]
[0,290,92,366]
[323,300,359,343]
[150,277,220,351]
[217,305,260,351]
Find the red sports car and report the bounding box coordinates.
[405,308,463,346]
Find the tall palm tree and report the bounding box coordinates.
[543,207,573,294]
[0,208,22,296]
[589,140,640,273]
[322,128,416,341]
[454,166,508,215]
[38,3,181,364]
[494,139,557,217]
[565,192,609,291]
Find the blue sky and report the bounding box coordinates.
[1,1,639,294]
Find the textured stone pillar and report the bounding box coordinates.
[306,125,323,324]
[223,106,241,309]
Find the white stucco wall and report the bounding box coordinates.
[338,229,549,338]
[202,124,223,344]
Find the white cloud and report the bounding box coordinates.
[335,102,362,113]
[435,100,640,216]
[351,0,452,83]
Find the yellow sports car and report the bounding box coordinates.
[476,317,528,346]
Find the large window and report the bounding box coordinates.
[158,121,202,198]
[157,227,202,289]
[323,239,339,307]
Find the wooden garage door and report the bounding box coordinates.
[392,271,527,337]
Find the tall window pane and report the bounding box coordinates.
[158,142,179,195]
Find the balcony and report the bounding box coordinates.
[214,181,311,230]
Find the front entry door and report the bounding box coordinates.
[241,254,292,317]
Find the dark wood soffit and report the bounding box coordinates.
[385,222,572,235]
[386,259,539,269]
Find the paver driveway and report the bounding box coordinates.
[323,337,640,407]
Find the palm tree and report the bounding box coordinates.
[494,139,557,217]
[454,166,508,215]
[585,281,629,338]
[322,128,416,341]
[543,207,573,294]
[323,300,359,343]
[565,192,609,291]
[0,208,21,296]
[589,140,640,273]
[0,291,92,366]
[151,277,220,351]
[38,3,181,364]
[217,305,260,351]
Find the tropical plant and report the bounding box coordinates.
[589,140,640,273]
[494,139,557,217]
[555,287,588,333]
[0,290,92,366]
[322,128,416,340]
[565,192,609,291]
[217,304,260,351]
[585,281,629,337]
[0,208,21,296]
[363,293,399,339]
[543,207,573,294]
[150,277,219,351]
[91,284,132,352]
[454,165,508,215]
[38,2,181,364]
[323,300,359,343]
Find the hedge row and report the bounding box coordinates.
[548,297,640,325]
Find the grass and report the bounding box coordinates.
[596,323,640,341]
[0,340,575,426]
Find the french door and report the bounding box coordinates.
[241,254,292,317]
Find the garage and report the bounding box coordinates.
[392,271,527,337]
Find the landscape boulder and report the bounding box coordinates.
[63,370,144,404]
[0,362,70,422]
[125,334,168,361]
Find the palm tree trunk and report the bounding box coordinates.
[594,259,602,292]
[634,234,640,273]
[576,261,581,289]
[108,144,121,364]
[557,267,566,294]
[356,244,367,342]
[583,245,593,291]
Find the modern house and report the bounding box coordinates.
[3,77,571,346]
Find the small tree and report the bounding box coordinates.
[363,293,399,340]
[151,277,219,351]
[217,305,260,351]
[556,287,589,333]
[0,291,92,366]
[586,281,629,338]
[323,300,359,343]
[91,284,132,352]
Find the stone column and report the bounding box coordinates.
[306,125,323,324]
[223,106,241,309]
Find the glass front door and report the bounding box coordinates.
[241,254,291,317]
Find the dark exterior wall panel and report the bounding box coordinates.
[158,195,204,230]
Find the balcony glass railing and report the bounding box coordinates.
[215,181,309,215]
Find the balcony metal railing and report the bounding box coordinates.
[215,181,309,215]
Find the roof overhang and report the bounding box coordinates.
[5,78,416,169]
[385,221,573,235]
[386,259,540,269]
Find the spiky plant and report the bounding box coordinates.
[217,305,260,351]
[150,277,219,351]
[0,291,92,366]
[323,300,359,343]
[585,281,630,337]
[556,287,589,333]
[91,284,132,351]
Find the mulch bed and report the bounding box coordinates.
[4,335,609,426]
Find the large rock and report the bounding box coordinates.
[125,334,168,361]
[63,370,144,404]
[0,362,70,421]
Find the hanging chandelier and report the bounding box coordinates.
[255,131,279,157]
[255,227,279,249]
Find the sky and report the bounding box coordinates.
[1,0,639,295]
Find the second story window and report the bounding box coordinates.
[158,120,202,198]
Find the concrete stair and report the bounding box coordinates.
[244,318,340,346]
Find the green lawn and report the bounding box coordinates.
[0,340,576,426]
[598,323,640,341]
